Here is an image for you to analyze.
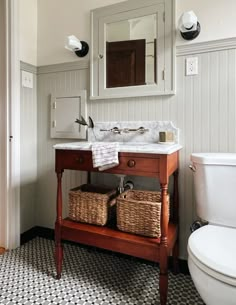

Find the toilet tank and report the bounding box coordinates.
[191,153,236,228]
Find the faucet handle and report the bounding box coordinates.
[111,127,121,134]
[100,127,121,134]
[138,126,148,134]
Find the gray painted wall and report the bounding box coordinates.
[36,68,89,229]
[20,40,236,258]
[20,63,37,233]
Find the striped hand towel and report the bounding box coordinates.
[92,142,119,171]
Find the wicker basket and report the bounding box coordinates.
[68,184,117,226]
[116,190,169,238]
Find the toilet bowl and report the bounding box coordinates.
[189,153,236,305]
[188,225,236,305]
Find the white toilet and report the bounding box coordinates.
[188,153,236,305]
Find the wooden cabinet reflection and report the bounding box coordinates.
[106,39,145,88]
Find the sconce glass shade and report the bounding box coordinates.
[179,11,197,31]
[65,35,82,51]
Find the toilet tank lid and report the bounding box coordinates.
[188,225,236,279]
[191,153,236,165]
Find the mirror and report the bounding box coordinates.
[91,0,175,99]
[106,14,156,88]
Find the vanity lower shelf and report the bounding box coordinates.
[61,218,178,263]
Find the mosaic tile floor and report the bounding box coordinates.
[0,238,204,305]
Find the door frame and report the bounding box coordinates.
[0,0,20,249]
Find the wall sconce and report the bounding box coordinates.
[178,11,201,40]
[65,35,89,57]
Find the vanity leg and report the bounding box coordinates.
[55,171,63,279]
[160,247,168,305]
[173,169,179,224]
[159,183,169,305]
[55,223,63,279]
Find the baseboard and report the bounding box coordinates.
[21,226,189,274]
[20,227,38,245]
[20,226,54,245]
[35,226,55,240]
[170,257,189,275]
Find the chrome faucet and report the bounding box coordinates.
[100,126,149,134]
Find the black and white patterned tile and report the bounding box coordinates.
[0,238,204,305]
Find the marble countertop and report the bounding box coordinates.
[53,142,182,155]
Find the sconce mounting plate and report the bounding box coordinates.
[75,41,89,57]
[181,22,201,40]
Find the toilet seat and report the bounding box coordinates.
[188,225,236,286]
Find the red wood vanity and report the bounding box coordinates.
[55,149,179,305]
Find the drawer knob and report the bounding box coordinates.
[76,157,84,164]
[127,160,136,168]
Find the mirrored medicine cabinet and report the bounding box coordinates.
[90,0,175,100]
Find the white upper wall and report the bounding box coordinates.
[19,0,236,66]
[37,0,126,66]
[19,0,37,66]
[176,0,236,45]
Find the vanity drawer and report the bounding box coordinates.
[56,150,160,175]
[116,156,160,174]
[56,150,93,171]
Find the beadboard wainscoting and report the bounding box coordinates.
[20,62,38,234]
[19,38,236,259]
[37,64,89,230]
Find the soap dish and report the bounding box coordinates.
[158,141,175,145]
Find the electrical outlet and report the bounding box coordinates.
[22,71,33,88]
[186,57,198,76]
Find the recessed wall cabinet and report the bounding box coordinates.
[50,90,87,139]
[90,0,175,99]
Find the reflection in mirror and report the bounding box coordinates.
[106,14,156,88]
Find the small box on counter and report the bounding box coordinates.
[159,131,174,142]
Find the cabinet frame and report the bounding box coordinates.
[90,0,176,99]
[54,149,179,305]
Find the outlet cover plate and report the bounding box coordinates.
[186,57,198,76]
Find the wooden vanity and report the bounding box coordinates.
[55,148,180,305]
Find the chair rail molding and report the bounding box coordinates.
[176,37,236,56]
[37,60,89,74]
